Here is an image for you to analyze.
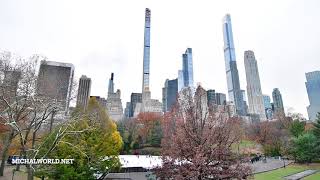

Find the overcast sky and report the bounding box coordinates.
[0,0,319,117]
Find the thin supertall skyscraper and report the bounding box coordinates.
[305,71,320,121]
[222,14,245,116]
[142,8,151,93]
[135,8,162,115]
[244,50,266,121]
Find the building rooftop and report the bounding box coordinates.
[40,60,74,69]
[118,155,162,169]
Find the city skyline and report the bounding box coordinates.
[1,0,320,117]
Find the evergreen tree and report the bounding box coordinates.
[313,113,320,138]
[289,120,305,138]
[290,133,318,163]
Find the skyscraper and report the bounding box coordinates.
[207,89,216,106]
[178,70,184,91]
[162,79,178,112]
[263,95,273,120]
[129,93,142,117]
[305,71,320,121]
[106,73,123,121]
[182,48,194,88]
[244,50,266,121]
[2,70,21,98]
[124,102,131,118]
[222,14,245,116]
[215,93,227,105]
[136,8,162,115]
[76,75,91,110]
[241,89,248,115]
[0,70,21,112]
[142,8,151,93]
[272,88,285,117]
[108,73,114,95]
[37,60,74,114]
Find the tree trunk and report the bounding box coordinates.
[15,151,23,171]
[49,111,55,133]
[27,164,33,180]
[0,130,14,176]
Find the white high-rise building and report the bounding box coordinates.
[244,50,266,121]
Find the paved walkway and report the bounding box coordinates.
[252,157,292,173]
[284,170,318,180]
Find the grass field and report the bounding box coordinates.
[254,164,320,180]
[232,140,261,154]
[303,172,320,180]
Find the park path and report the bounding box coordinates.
[284,170,318,180]
[0,164,28,180]
[252,157,292,173]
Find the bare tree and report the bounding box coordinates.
[0,52,77,180]
[155,86,251,179]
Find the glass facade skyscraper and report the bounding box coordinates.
[244,50,266,121]
[178,70,184,91]
[162,79,178,112]
[305,71,320,121]
[207,89,216,106]
[182,48,194,88]
[272,88,285,116]
[215,93,227,105]
[142,8,151,93]
[263,95,273,120]
[129,93,142,117]
[222,14,245,115]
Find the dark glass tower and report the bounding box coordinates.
[272,88,285,116]
[108,73,114,95]
[162,79,178,112]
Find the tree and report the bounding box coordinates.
[0,52,78,179]
[35,97,123,179]
[0,53,54,178]
[289,120,305,138]
[117,112,163,155]
[313,113,320,160]
[289,133,319,163]
[155,86,251,179]
[313,113,320,138]
[117,118,138,154]
[136,112,162,144]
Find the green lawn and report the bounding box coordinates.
[232,140,261,154]
[254,164,320,180]
[303,172,320,180]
